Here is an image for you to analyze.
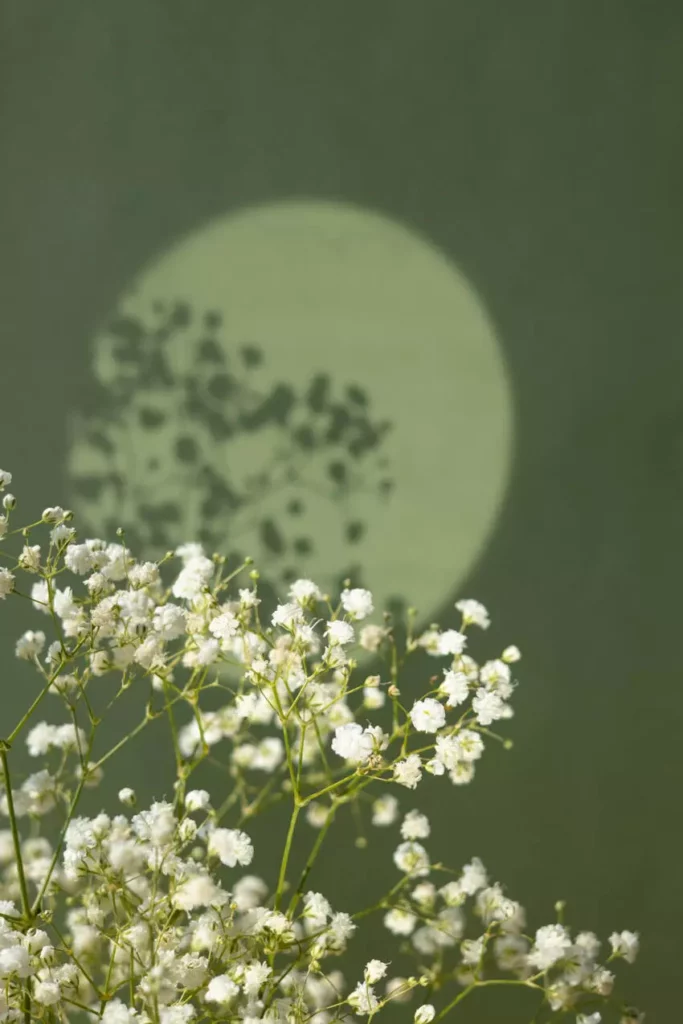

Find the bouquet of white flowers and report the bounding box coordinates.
[0,467,643,1024]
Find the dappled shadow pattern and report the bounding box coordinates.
[68,300,393,594]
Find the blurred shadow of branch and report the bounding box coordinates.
[68,300,394,596]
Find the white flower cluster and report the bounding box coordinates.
[0,466,643,1023]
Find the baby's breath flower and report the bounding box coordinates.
[394,754,423,789]
[15,629,45,660]
[18,544,40,572]
[414,1003,436,1023]
[455,599,490,629]
[436,629,467,656]
[440,669,469,707]
[364,959,388,983]
[0,568,14,599]
[331,723,374,764]
[401,810,430,840]
[208,828,254,868]
[360,623,388,652]
[348,980,379,1015]
[341,587,374,620]
[609,930,639,963]
[528,923,573,970]
[410,698,446,733]
[326,619,355,646]
[185,790,211,812]
[393,841,430,877]
[372,794,399,826]
[0,473,640,1024]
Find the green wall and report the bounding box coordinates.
[2,2,683,1018]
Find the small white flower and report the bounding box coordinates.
[50,523,75,546]
[15,630,46,661]
[384,908,417,935]
[410,698,445,733]
[238,587,260,608]
[209,610,239,641]
[461,936,485,965]
[502,644,521,663]
[0,470,11,490]
[341,587,374,620]
[401,810,430,840]
[436,629,467,656]
[440,669,469,707]
[289,578,322,603]
[414,1004,436,1024]
[18,545,41,572]
[575,931,601,961]
[0,568,14,600]
[304,890,332,925]
[386,977,414,1003]
[205,974,239,1004]
[208,828,254,868]
[363,683,386,709]
[195,638,219,666]
[26,723,58,757]
[460,857,488,895]
[271,601,303,629]
[360,624,388,652]
[609,930,639,963]
[64,543,96,575]
[349,981,379,1016]
[128,561,159,588]
[0,943,31,977]
[159,1008,195,1024]
[393,841,430,877]
[528,923,573,970]
[243,960,272,996]
[394,754,423,789]
[472,688,507,726]
[326,620,355,646]
[172,555,214,600]
[185,789,211,812]
[306,802,329,828]
[41,506,66,523]
[455,599,490,629]
[173,874,227,911]
[102,1000,138,1024]
[32,979,61,1006]
[118,788,136,806]
[364,960,388,983]
[153,603,187,640]
[331,723,374,764]
[372,794,399,826]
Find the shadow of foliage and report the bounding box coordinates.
[68,300,394,597]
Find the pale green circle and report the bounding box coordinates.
[69,200,513,619]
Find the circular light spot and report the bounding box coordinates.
[68,200,513,620]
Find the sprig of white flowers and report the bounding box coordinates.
[0,466,644,1024]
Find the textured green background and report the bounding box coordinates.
[2,3,683,1019]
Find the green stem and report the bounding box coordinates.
[274,803,300,911]
[287,803,338,917]
[0,744,31,919]
[7,675,57,745]
[31,772,87,916]
[435,979,543,1021]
